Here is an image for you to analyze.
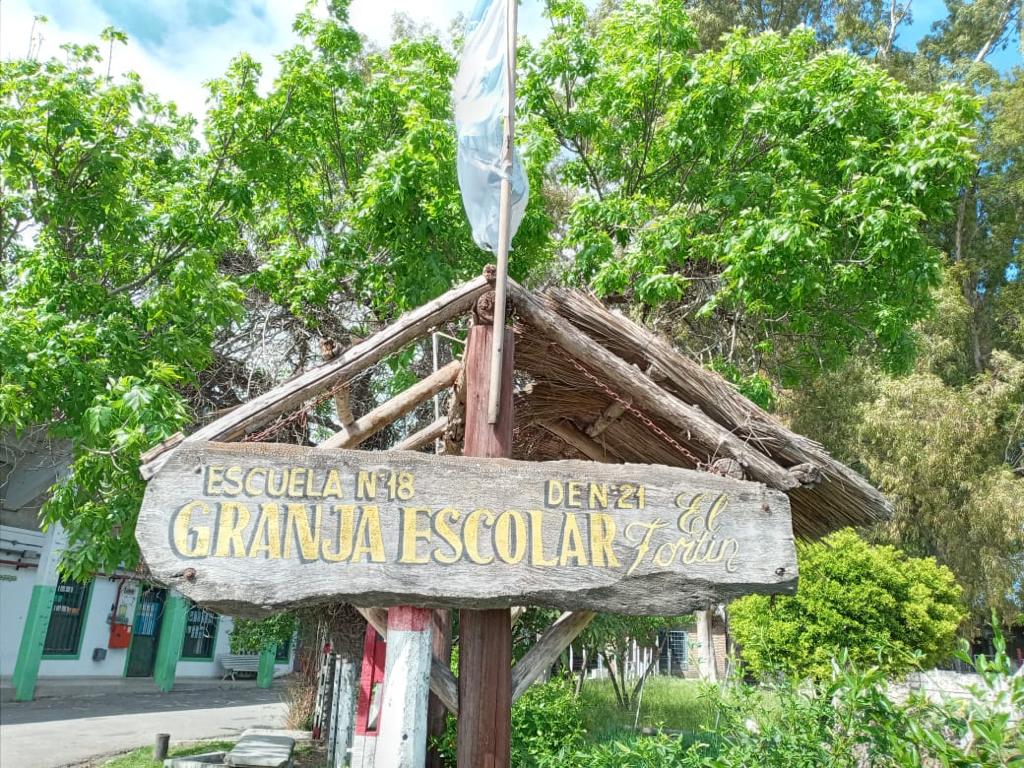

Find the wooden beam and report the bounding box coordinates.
[508,281,800,492]
[392,416,447,452]
[541,419,620,463]
[319,361,460,449]
[140,276,488,478]
[458,323,514,768]
[355,606,459,716]
[511,611,595,702]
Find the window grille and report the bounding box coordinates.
[181,605,218,659]
[43,577,92,656]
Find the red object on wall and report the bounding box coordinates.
[108,623,132,649]
[355,624,387,736]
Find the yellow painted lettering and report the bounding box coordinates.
[559,513,588,566]
[172,500,212,557]
[266,469,287,498]
[205,466,225,495]
[399,507,432,564]
[244,467,266,497]
[589,483,608,510]
[222,466,243,496]
[321,505,356,562]
[464,508,495,565]
[589,513,620,568]
[432,508,463,565]
[214,501,251,557]
[352,505,385,563]
[321,469,343,499]
[284,503,321,562]
[545,480,563,507]
[528,509,557,566]
[356,471,377,501]
[494,510,527,564]
[248,503,282,559]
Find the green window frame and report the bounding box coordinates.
[181,604,219,660]
[42,577,93,659]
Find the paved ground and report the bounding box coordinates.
[0,682,287,767]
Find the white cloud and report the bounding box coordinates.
[0,0,556,123]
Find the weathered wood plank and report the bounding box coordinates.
[320,361,460,449]
[139,276,488,478]
[508,281,802,492]
[136,440,797,616]
[510,610,595,702]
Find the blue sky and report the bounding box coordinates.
[0,0,1020,121]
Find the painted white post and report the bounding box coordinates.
[696,608,718,682]
[334,656,356,768]
[327,655,341,766]
[376,606,432,768]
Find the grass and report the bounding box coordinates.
[99,740,319,767]
[100,740,235,767]
[578,676,714,744]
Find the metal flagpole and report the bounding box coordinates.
[486,0,518,425]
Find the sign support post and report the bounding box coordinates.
[458,319,515,768]
[377,605,433,767]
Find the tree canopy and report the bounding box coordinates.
[0,0,1019,636]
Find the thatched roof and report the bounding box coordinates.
[141,274,889,540]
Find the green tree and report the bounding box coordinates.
[729,529,967,679]
[0,41,243,577]
[523,0,977,382]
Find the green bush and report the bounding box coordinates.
[433,676,585,767]
[729,529,966,679]
[228,612,297,654]
[535,628,1023,768]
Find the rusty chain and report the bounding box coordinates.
[568,356,708,469]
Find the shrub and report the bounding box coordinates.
[729,529,966,679]
[433,676,585,767]
[536,628,1022,768]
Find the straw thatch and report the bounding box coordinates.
[503,287,890,539]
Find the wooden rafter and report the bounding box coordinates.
[320,361,460,449]
[140,276,488,478]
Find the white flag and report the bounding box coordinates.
[453,0,528,253]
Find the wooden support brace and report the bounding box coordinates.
[541,419,620,463]
[392,416,447,452]
[510,611,595,702]
[319,361,460,450]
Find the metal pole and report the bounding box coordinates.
[486,0,518,425]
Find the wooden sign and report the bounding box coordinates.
[137,441,797,615]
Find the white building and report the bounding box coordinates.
[1,430,292,697]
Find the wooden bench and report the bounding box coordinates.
[217,653,261,680]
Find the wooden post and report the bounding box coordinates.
[377,605,433,768]
[459,321,514,768]
[427,609,452,768]
[334,656,357,768]
[154,594,188,693]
